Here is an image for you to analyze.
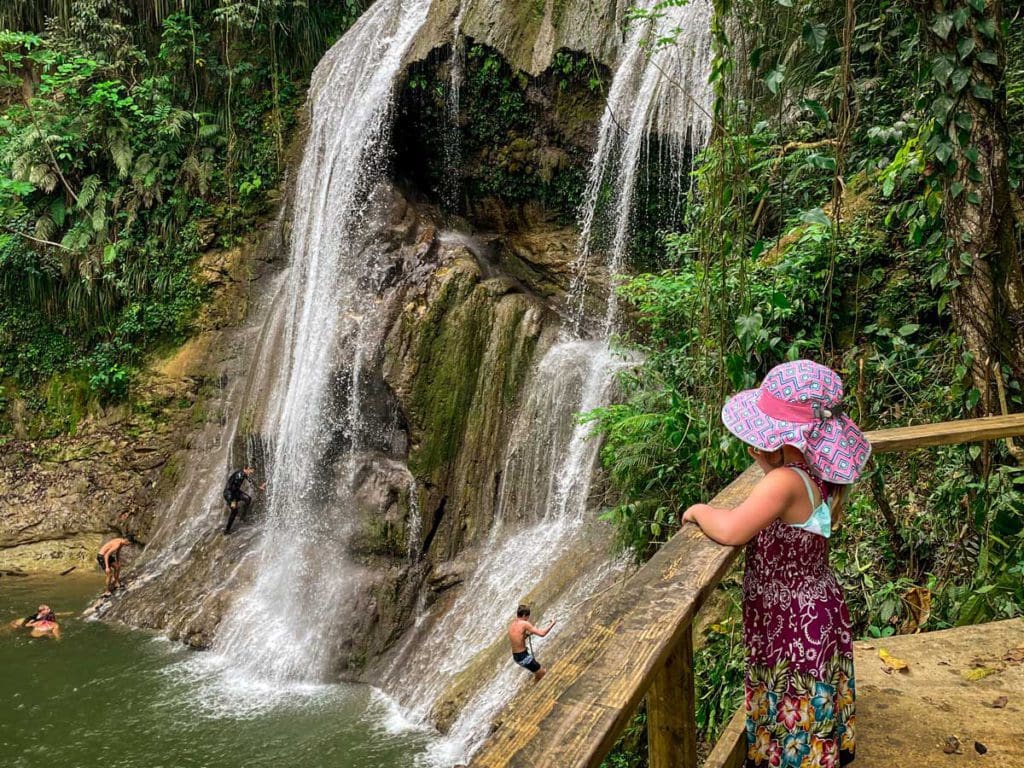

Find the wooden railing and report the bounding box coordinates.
[467,414,1024,768]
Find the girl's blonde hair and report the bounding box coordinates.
[825,482,852,529]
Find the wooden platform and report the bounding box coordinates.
[855,618,1024,767]
[708,619,1024,768]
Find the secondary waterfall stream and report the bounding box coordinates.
[212,0,432,682]
[381,1,714,761]
[385,342,631,764]
[572,0,713,334]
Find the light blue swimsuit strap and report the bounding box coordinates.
[787,466,832,539]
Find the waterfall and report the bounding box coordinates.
[441,0,468,212]
[108,0,715,756]
[212,0,432,683]
[386,342,632,763]
[571,0,713,334]
[383,3,714,762]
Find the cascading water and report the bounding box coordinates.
[441,0,468,212]
[212,0,432,683]
[571,0,713,334]
[386,341,632,763]
[382,3,714,762]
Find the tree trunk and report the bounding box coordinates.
[921,0,1024,396]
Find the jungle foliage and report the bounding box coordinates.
[0,0,365,432]
[590,0,1024,751]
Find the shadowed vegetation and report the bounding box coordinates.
[0,0,366,430]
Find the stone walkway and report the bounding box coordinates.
[855,618,1023,767]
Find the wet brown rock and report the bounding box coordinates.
[428,559,467,593]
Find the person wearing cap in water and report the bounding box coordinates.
[10,604,61,640]
[507,604,556,682]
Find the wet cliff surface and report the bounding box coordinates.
[93,0,618,656]
[101,172,599,654]
[409,0,628,76]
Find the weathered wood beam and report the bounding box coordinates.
[647,626,697,768]
[703,707,747,768]
[866,413,1024,454]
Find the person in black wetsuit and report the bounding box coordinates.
[223,466,264,534]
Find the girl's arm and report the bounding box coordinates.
[682,469,798,546]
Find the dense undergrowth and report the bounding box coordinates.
[0,0,366,436]
[593,0,1024,757]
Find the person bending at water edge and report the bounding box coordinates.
[97,536,131,596]
[10,604,61,640]
[223,466,265,534]
[508,604,556,682]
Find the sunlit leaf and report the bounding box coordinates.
[764,65,785,95]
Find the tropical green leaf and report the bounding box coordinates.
[930,14,953,40]
[764,65,786,95]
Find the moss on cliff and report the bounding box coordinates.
[384,249,549,557]
[405,260,490,477]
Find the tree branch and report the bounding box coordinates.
[8,228,70,251]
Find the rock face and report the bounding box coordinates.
[96,177,586,670]
[0,189,288,577]
[383,241,553,559]
[409,0,629,75]
[1,330,202,575]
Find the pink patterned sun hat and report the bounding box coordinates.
[721,359,871,484]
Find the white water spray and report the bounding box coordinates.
[213,0,432,683]
[387,341,631,753]
[571,0,713,334]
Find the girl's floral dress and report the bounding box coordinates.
[744,466,856,767]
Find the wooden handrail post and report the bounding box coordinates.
[646,624,697,768]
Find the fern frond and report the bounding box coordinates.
[78,175,101,209]
[91,192,106,233]
[29,163,58,192]
[109,132,133,179]
[34,214,56,241]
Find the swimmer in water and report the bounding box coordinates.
[11,604,61,640]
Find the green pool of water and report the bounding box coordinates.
[1,574,433,768]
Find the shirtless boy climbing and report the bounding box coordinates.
[507,604,556,682]
[97,537,131,596]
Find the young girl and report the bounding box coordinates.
[683,360,870,768]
